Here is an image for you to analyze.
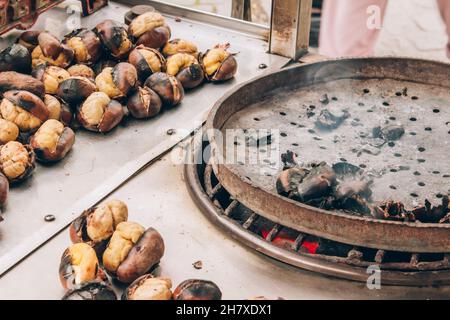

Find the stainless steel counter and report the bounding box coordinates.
[0,1,289,275]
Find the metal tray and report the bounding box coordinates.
[207,57,450,253]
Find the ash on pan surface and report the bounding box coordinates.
[223,77,450,213]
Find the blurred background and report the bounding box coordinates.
[163,0,448,61]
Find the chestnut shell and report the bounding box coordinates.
[144,72,184,108]
[3,90,49,123]
[127,86,162,119]
[135,25,171,49]
[17,31,41,52]
[122,274,172,300]
[64,28,102,65]
[128,45,165,82]
[62,281,117,300]
[95,20,132,59]
[0,143,36,184]
[173,279,222,300]
[77,99,125,133]
[30,122,75,163]
[57,77,97,106]
[0,72,45,98]
[201,51,238,82]
[0,44,31,73]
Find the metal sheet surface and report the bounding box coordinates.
[0,1,289,275]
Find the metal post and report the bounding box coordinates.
[269,0,312,60]
[231,0,252,22]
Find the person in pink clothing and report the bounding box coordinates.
[319,0,450,58]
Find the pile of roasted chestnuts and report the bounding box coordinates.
[0,9,238,211]
[61,199,222,300]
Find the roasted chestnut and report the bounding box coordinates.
[64,29,102,65]
[44,94,73,127]
[166,53,204,89]
[122,275,172,300]
[32,64,70,95]
[57,76,97,105]
[59,243,106,290]
[0,90,49,132]
[93,59,117,76]
[102,222,165,283]
[17,31,41,52]
[173,279,222,300]
[128,45,165,81]
[162,39,199,58]
[67,64,95,79]
[30,119,75,162]
[0,119,19,145]
[0,72,45,98]
[144,72,184,107]
[77,92,124,133]
[0,172,8,207]
[95,20,133,59]
[70,199,128,255]
[0,44,31,73]
[129,12,171,49]
[62,281,117,300]
[95,62,138,99]
[127,87,162,119]
[31,32,74,68]
[0,141,35,183]
[201,44,237,82]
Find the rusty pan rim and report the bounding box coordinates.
[206,57,450,253]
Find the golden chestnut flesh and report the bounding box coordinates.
[95,63,137,99]
[32,44,74,69]
[129,12,170,49]
[77,92,124,133]
[166,53,204,89]
[30,119,75,162]
[32,64,70,95]
[127,87,162,119]
[0,141,35,183]
[162,39,198,58]
[59,243,104,290]
[57,76,97,105]
[144,72,184,107]
[0,119,19,145]
[128,45,165,81]
[123,275,172,300]
[202,47,237,82]
[95,20,133,59]
[67,64,95,79]
[0,90,49,132]
[173,279,222,300]
[65,29,102,65]
[0,43,31,73]
[44,94,73,127]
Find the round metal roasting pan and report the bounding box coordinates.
[207,57,450,253]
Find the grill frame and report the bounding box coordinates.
[184,137,450,286]
[206,57,450,253]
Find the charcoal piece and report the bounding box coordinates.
[276,167,309,196]
[281,150,297,169]
[315,109,350,130]
[319,94,329,105]
[246,132,272,147]
[294,163,336,201]
[381,125,405,141]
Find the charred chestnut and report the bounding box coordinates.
[128,45,165,81]
[0,90,49,132]
[62,281,117,300]
[57,76,97,105]
[17,31,41,52]
[162,39,199,58]
[96,62,138,99]
[77,92,125,133]
[70,199,128,254]
[0,72,45,98]
[0,141,35,183]
[102,222,165,283]
[67,64,95,79]
[59,243,106,290]
[201,44,237,82]
[30,119,75,162]
[127,87,162,119]
[173,279,222,300]
[123,275,172,300]
[95,20,133,59]
[166,53,204,89]
[93,59,117,76]
[0,44,31,73]
[144,72,184,107]
[65,29,102,65]
[32,64,70,95]
[0,172,8,207]
[0,119,19,145]
[44,95,73,127]
[31,32,74,68]
[129,12,171,49]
